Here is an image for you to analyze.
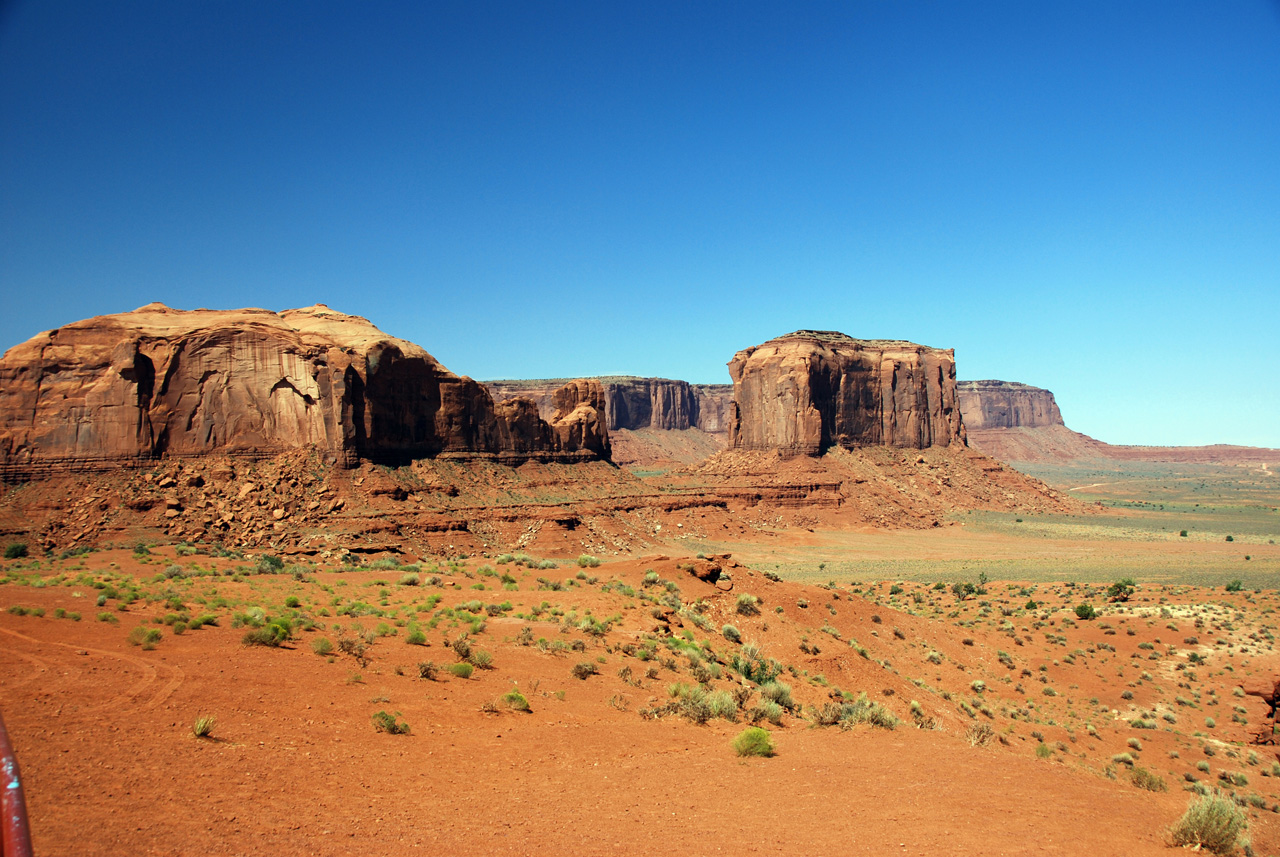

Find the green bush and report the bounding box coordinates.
[371,710,410,734]
[732,726,775,757]
[311,637,334,656]
[127,626,162,649]
[241,618,292,647]
[448,662,473,679]
[405,626,427,646]
[1169,794,1246,854]
[1107,578,1135,602]
[571,661,598,680]
[1074,603,1098,620]
[4,542,29,559]
[576,554,601,568]
[1225,580,1243,593]
[736,594,760,616]
[722,624,742,644]
[501,689,531,712]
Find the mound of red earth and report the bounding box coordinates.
[0,303,610,480]
[958,380,1280,465]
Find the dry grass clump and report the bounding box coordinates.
[732,726,775,757]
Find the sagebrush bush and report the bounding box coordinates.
[1130,766,1167,792]
[1169,794,1246,854]
[571,661,598,680]
[4,542,29,559]
[311,637,334,656]
[722,624,742,644]
[732,726,775,757]
[448,662,474,679]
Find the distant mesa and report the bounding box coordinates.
[958,379,1280,465]
[487,377,733,435]
[727,330,965,455]
[955,380,1064,430]
[0,304,610,480]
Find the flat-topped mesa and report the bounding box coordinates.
[956,380,1064,430]
[0,303,609,479]
[727,330,966,455]
[486,377,733,433]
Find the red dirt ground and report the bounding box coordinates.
[4,548,1277,856]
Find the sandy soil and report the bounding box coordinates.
[3,547,1278,856]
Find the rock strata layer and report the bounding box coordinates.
[486,377,733,434]
[727,330,965,455]
[956,380,1063,430]
[0,303,609,479]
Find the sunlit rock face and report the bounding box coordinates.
[0,303,609,478]
[727,330,965,456]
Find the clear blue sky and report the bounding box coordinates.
[2,2,1277,446]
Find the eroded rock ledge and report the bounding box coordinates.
[0,303,609,480]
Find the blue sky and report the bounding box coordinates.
[2,2,1277,446]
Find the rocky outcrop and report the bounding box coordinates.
[486,377,733,434]
[727,331,965,455]
[960,379,1280,465]
[956,381,1063,430]
[0,303,610,479]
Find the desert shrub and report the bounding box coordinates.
[1169,794,1246,854]
[760,681,795,711]
[4,542,29,559]
[749,700,785,725]
[399,572,420,586]
[732,726,775,757]
[966,723,995,747]
[731,642,782,685]
[405,626,427,646]
[1035,743,1052,759]
[127,626,163,649]
[576,554,601,568]
[468,649,494,669]
[722,624,742,644]
[502,688,531,712]
[192,715,216,739]
[1127,737,1143,750]
[1075,604,1098,620]
[312,637,334,656]
[736,594,760,616]
[642,570,659,586]
[163,564,186,579]
[571,661,598,680]
[371,710,410,734]
[706,690,739,721]
[1107,579,1135,602]
[1130,766,1167,792]
[1225,580,1243,593]
[417,661,438,680]
[447,662,473,679]
[256,554,284,574]
[241,616,292,647]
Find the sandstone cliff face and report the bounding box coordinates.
[486,377,733,434]
[956,380,1064,430]
[0,303,609,478]
[727,331,965,455]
